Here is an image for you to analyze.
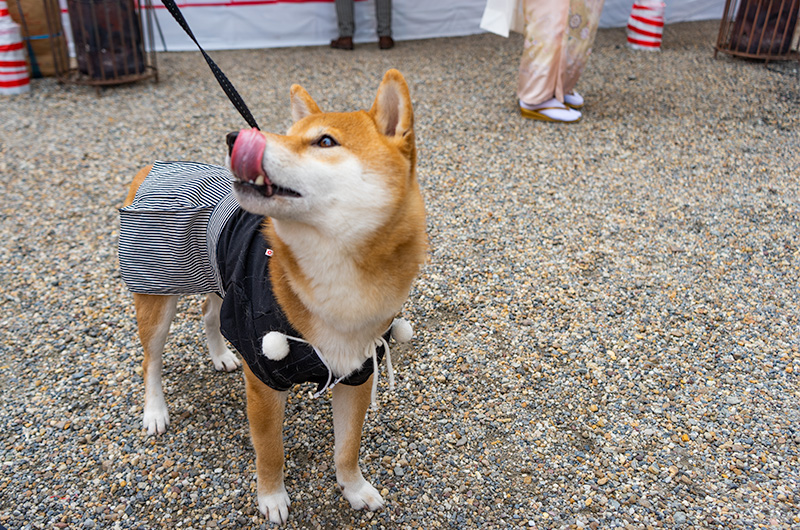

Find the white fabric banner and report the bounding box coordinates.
[139,0,726,52]
[145,0,489,51]
[600,0,724,28]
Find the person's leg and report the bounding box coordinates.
[335,0,355,37]
[517,0,570,106]
[376,0,393,49]
[332,0,355,49]
[517,0,580,121]
[562,0,606,105]
[376,0,391,37]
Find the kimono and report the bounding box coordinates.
[517,0,606,105]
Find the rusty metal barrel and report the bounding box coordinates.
[715,0,800,61]
[45,0,157,88]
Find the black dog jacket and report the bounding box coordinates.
[119,161,385,393]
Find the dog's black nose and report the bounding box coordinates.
[226,131,239,156]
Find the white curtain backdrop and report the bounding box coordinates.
[600,0,724,27]
[141,0,726,52]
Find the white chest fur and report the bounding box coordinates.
[272,219,407,377]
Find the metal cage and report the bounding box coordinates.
[44,0,157,88]
[715,0,800,61]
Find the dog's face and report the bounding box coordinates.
[227,70,416,244]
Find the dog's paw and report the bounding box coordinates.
[257,487,291,524]
[339,478,384,512]
[142,403,169,435]
[210,347,241,372]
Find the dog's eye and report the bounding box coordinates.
[315,135,338,148]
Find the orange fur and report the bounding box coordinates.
[243,363,287,495]
[262,71,427,348]
[123,165,153,208]
[133,293,173,375]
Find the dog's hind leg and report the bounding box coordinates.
[332,377,385,512]
[202,293,241,372]
[243,364,291,524]
[133,293,178,435]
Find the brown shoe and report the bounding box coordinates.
[378,36,394,50]
[330,36,354,50]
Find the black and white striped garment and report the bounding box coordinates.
[118,161,240,295]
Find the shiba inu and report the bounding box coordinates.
[118,69,427,523]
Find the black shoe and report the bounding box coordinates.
[330,36,354,50]
[378,36,394,50]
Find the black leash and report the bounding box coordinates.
[159,0,260,130]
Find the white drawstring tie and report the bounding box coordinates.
[259,318,412,408]
[368,335,395,409]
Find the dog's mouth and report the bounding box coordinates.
[227,129,302,199]
[233,180,302,198]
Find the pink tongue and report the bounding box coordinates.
[230,128,268,185]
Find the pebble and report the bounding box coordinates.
[2,19,800,530]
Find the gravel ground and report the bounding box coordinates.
[2,20,800,529]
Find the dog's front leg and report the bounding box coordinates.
[332,376,385,512]
[243,364,290,524]
[201,293,241,372]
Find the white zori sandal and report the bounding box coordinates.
[564,90,584,109]
[519,97,582,123]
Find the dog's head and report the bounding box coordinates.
[227,69,417,241]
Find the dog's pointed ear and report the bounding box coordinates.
[290,84,322,123]
[369,69,414,140]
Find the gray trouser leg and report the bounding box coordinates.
[376,0,392,37]
[335,0,355,37]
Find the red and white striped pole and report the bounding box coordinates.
[627,0,665,51]
[0,0,30,94]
